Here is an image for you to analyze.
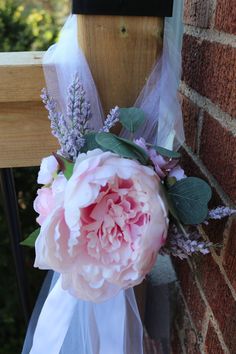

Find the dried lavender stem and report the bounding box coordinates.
[100,106,120,132]
[41,73,92,161]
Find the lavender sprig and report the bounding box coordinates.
[100,106,120,132]
[41,88,69,150]
[41,74,92,161]
[208,206,236,220]
[161,225,212,259]
[64,74,92,159]
[66,73,91,135]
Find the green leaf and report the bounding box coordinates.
[95,132,149,164]
[21,228,40,247]
[154,146,181,159]
[160,183,180,222]
[167,177,212,225]
[118,136,150,164]
[81,132,101,153]
[53,153,75,180]
[119,107,145,133]
[60,156,75,180]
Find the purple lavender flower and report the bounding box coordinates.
[41,73,92,161]
[100,106,120,132]
[161,225,212,259]
[41,89,69,147]
[66,73,91,134]
[208,206,236,220]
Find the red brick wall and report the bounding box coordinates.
[171,0,236,352]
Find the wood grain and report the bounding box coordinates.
[0,52,45,103]
[0,52,59,167]
[0,101,58,168]
[77,15,163,114]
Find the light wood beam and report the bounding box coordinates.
[0,51,59,168]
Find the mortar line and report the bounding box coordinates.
[187,259,230,353]
[200,311,210,347]
[184,26,236,48]
[182,144,234,206]
[180,82,236,135]
[196,108,204,155]
[221,217,235,262]
[175,282,205,350]
[211,255,236,301]
[199,220,236,302]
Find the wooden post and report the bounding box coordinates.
[77,15,163,115]
[77,13,164,321]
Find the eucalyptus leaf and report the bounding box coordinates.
[21,228,40,248]
[167,177,212,225]
[118,136,149,164]
[81,132,101,153]
[154,146,181,159]
[119,107,145,133]
[95,132,149,164]
[160,183,180,222]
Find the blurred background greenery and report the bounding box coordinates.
[0,0,70,352]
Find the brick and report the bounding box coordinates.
[200,113,236,201]
[181,95,199,152]
[184,0,211,28]
[182,35,236,116]
[203,217,227,256]
[180,149,205,179]
[202,190,227,256]
[223,219,236,292]
[214,0,236,35]
[194,254,236,351]
[173,259,206,332]
[205,322,225,354]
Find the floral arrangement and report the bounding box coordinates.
[22,74,235,302]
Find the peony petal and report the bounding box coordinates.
[37,155,58,185]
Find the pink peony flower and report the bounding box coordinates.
[37,155,58,185]
[34,174,67,226]
[35,149,169,302]
[34,187,54,226]
[34,208,77,272]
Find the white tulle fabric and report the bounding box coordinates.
[23,3,184,353]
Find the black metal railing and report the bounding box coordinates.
[0,168,30,323]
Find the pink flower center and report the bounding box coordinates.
[80,178,150,265]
